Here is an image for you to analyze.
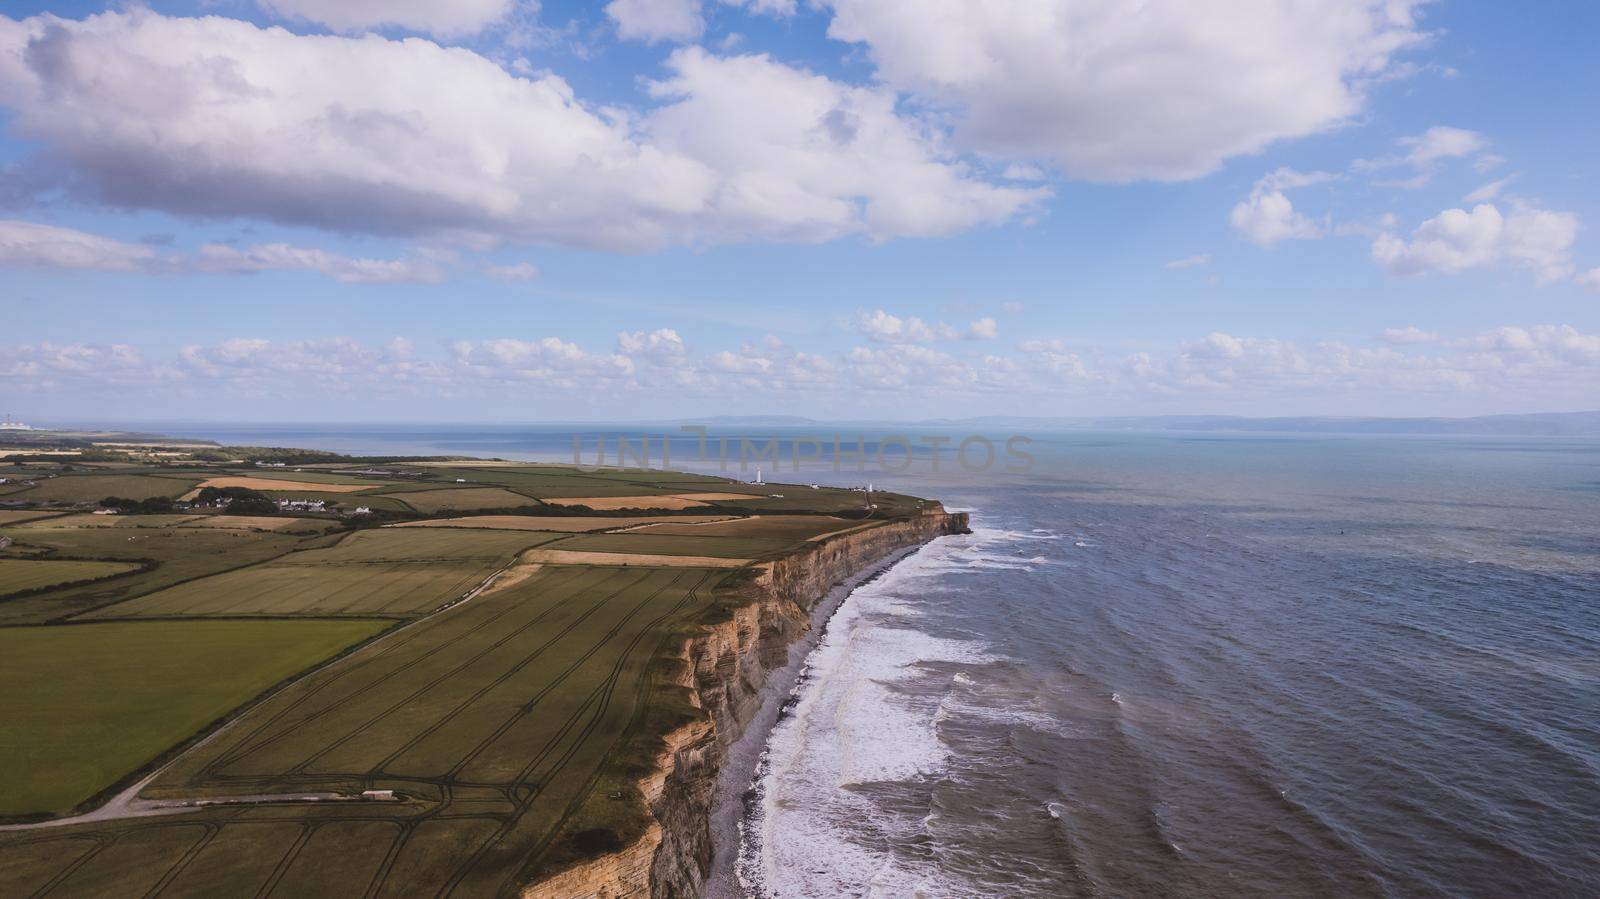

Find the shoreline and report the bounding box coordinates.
[703,544,926,898]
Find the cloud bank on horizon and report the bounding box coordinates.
[1,0,1597,419]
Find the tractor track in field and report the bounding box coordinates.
[10,559,727,899]
[359,569,702,897]
[193,565,606,779]
[271,567,648,779]
[1,553,533,837]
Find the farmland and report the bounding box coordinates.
[0,445,950,896]
[386,513,736,531]
[0,619,389,817]
[0,559,141,595]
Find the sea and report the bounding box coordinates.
[148,423,1600,897]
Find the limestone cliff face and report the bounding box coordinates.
[522,508,968,898]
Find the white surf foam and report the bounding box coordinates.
[739,524,998,898]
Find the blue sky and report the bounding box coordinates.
[2,0,1598,422]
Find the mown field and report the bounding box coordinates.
[84,559,507,618]
[553,531,801,558]
[0,455,936,896]
[386,514,735,532]
[6,474,199,503]
[0,559,141,594]
[0,527,311,624]
[0,619,389,817]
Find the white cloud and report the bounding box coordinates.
[1372,202,1578,283]
[1000,164,1045,181]
[1383,326,1439,344]
[606,0,703,43]
[823,0,1431,182]
[966,317,999,340]
[1399,125,1486,166]
[484,262,540,281]
[1577,267,1600,293]
[1230,169,1334,247]
[0,219,441,283]
[646,48,1044,244]
[255,0,515,37]
[857,310,956,343]
[1165,253,1211,269]
[195,243,444,283]
[1359,126,1488,188]
[0,12,1036,253]
[1463,175,1516,203]
[0,219,154,272]
[10,323,1600,412]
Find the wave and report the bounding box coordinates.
[739,527,992,898]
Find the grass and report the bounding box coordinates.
[88,559,507,618]
[287,526,562,562]
[630,514,863,540]
[7,474,199,503]
[0,559,141,594]
[115,564,722,895]
[554,532,798,558]
[13,513,203,529]
[0,456,947,896]
[386,514,737,532]
[0,510,64,526]
[0,619,389,818]
[377,486,545,513]
[0,527,309,624]
[256,489,414,512]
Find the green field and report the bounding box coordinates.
[257,490,414,512]
[13,513,203,529]
[373,486,541,513]
[88,559,508,618]
[0,510,63,526]
[631,514,865,540]
[0,526,310,624]
[287,526,562,562]
[554,531,796,558]
[0,619,388,817]
[6,474,199,503]
[0,559,141,594]
[0,452,945,895]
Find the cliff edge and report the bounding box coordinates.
[522,507,969,898]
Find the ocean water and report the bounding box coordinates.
[161,424,1600,896]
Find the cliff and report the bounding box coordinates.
[522,507,969,898]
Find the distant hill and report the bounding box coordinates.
[947,411,1600,436]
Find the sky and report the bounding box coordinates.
[1,0,1598,423]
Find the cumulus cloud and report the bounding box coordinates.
[1165,253,1211,269]
[255,0,515,37]
[1358,126,1488,188]
[1383,326,1440,344]
[856,310,995,343]
[857,310,957,343]
[0,219,439,283]
[823,0,1431,182]
[1372,202,1578,283]
[1577,267,1600,293]
[606,0,704,43]
[1230,169,1335,247]
[9,323,1600,412]
[966,317,998,340]
[645,48,1043,244]
[0,12,1036,254]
